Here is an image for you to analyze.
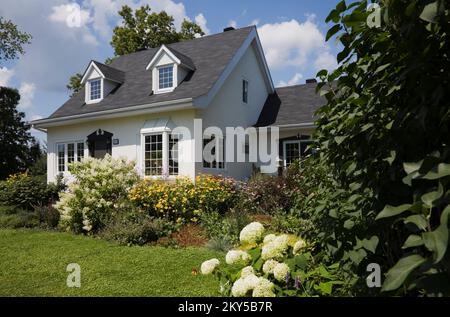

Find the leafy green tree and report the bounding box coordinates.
[0,17,32,63]
[111,5,204,56]
[305,0,450,295]
[67,5,204,95]
[0,87,35,179]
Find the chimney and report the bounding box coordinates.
[306,78,317,84]
[223,26,235,32]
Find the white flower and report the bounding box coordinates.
[252,277,276,297]
[200,258,220,275]
[273,262,290,282]
[263,234,276,244]
[239,222,265,244]
[240,266,255,278]
[261,234,289,260]
[226,250,251,265]
[293,238,307,254]
[231,274,260,297]
[262,259,279,275]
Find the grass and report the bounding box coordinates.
[0,229,223,296]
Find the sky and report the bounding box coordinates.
[0,0,344,143]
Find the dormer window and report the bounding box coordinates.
[158,65,174,90]
[89,79,102,101]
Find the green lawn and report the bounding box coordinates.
[0,229,222,296]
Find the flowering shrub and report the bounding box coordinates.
[55,155,139,233]
[200,222,343,297]
[129,175,237,222]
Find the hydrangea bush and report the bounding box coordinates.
[55,155,139,233]
[200,221,343,297]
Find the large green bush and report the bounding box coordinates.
[55,155,139,234]
[305,0,450,295]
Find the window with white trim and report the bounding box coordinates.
[158,65,174,89]
[143,132,179,176]
[89,79,101,100]
[56,141,85,173]
[203,136,225,169]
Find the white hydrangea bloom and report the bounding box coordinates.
[231,274,260,297]
[240,266,255,278]
[261,234,289,260]
[262,259,279,275]
[252,277,276,297]
[239,222,265,244]
[273,262,290,282]
[263,234,276,244]
[200,258,220,275]
[293,238,307,254]
[225,250,251,265]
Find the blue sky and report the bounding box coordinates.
[0,0,344,143]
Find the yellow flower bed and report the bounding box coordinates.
[129,175,237,222]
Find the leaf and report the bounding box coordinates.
[361,236,379,253]
[421,182,444,207]
[404,214,427,231]
[404,160,423,174]
[317,282,333,295]
[376,204,412,220]
[422,205,450,263]
[335,136,347,145]
[419,1,443,23]
[402,235,424,249]
[382,255,427,292]
[344,219,355,229]
[294,254,308,270]
[422,163,450,180]
[326,24,342,41]
[347,248,366,265]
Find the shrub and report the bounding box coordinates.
[55,155,139,234]
[0,173,63,210]
[129,175,238,222]
[99,212,176,246]
[200,222,344,297]
[35,205,60,229]
[0,209,39,228]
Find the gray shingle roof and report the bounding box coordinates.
[92,61,125,83]
[168,47,196,70]
[48,26,254,119]
[255,83,326,127]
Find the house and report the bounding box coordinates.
[31,26,325,183]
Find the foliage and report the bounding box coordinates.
[0,87,37,179]
[99,211,177,246]
[0,209,39,229]
[111,5,204,56]
[55,155,139,234]
[66,73,83,96]
[0,17,32,62]
[200,222,343,297]
[0,229,222,296]
[129,175,238,222]
[0,172,63,210]
[308,0,450,295]
[34,205,60,229]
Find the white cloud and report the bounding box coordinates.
[49,3,92,27]
[195,13,210,35]
[0,67,15,86]
[277,73,303,87]
[258,19,330,70]
[82,0,117,38]
[18,82,36,110]
[250,19,260,26]
[229,20,238,29]
[314,51,337,72]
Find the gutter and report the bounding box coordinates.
[31,98,194,129]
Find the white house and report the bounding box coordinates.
[31,26,324,183]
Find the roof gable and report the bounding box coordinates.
[145,45,195,71]
[80,61,125,84]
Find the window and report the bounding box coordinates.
[144,134,163,176]
[89,79,101,100]
[242,79,248,103]
[169,134,179,175]
[203,136,225,169]
[56,142,84,173]
[158,65,174,89]
[283,141,300,167]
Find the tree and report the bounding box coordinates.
[111,5,204,56]
[0,17,32,64]
[0,87,35,179]
[307,0,450,295]
[66,73,83,96]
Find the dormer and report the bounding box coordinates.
[80,61,125,104]
[145,45,195,95]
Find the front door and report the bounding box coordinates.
[87,129,112,159]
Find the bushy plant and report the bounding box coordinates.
[99,211,177,246]
[129,175,238,222]
[55,155,139,234]
[0,173,63,210]
[0,208,39,228]
[200,222,343,297]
